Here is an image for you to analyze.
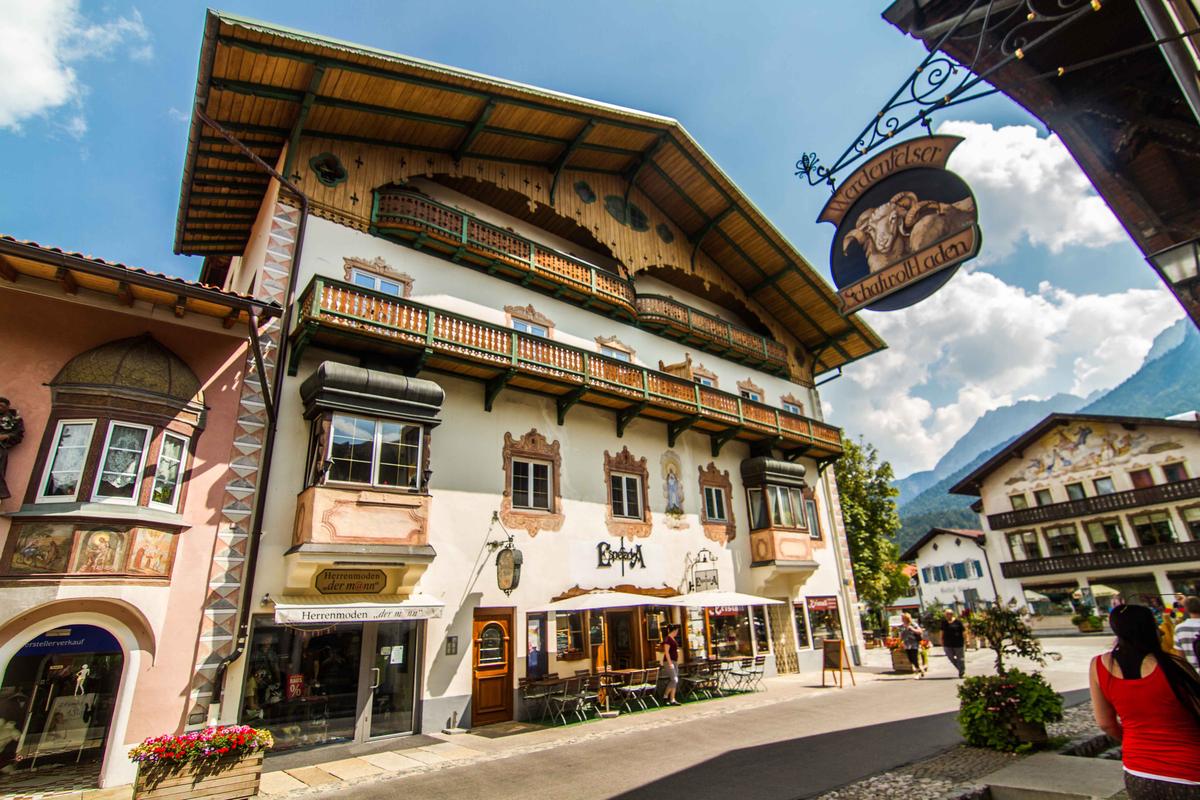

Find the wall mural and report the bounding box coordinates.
[660,450,688,530]
[6,522,177,577]
[1006,422,1183,485]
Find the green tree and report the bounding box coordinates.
[833,437,909,626]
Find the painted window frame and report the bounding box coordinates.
[703,485,728,522]
[609,472,644,520]
[91,421,154,506]
[35,419,97,504]
[148,431,190,512]
[511,457,553,511]
[324,412,425,491]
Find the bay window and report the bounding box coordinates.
[326,413,422,490]
[93,422,152,503]
[149,432,189,511]
[37,420,96,502]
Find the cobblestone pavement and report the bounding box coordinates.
[812,703,1101,800]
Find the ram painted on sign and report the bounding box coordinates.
[820,135,981,315]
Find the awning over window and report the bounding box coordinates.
[273,592,444,624]
[299,361,444,424]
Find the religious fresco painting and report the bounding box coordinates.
[8,523,74,574]
[71,528,131,574]
[1008,423,1184,484]
[660,450,688,530]
[127,528,175,576]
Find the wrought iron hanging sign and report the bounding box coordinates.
[596,539,646,576]
[820,135,980,315]
[496,546,523,595]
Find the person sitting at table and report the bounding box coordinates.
[661,625,681,706]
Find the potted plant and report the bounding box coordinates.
[959,606,1063,751]
[129,725,272,800]
[885,636,917,673]
[1070,612,1103,632]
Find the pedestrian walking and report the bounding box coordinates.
[1090,604,1200,799]
[1175,596,1200,671]
[899,613,925,678]
[941,609,966,678]
[661,625,681,706]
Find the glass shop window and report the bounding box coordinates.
[793,602,811,649]
[806,597,843,648]
[325,413,422,490]
[556,612,584,657]
[752,606,770,654]
[707,607,752,658]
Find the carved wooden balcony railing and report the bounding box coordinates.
[987,478,1200,530]
[372,189,637,320]
[1000,540,1200,579]
[635,294,789,375]
[290,277,843,460]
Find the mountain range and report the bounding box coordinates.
[893,319,1200,551]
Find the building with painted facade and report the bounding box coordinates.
[951,412,1200,630]
[0,237,276,789]
[168,12,888,752]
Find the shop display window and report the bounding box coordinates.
[526,615,548,679]
[242,620,363,751]
[685,607,707,658]
[707,607,752,659]
[752,607,770,654]
[793,602,811,649]
[806,597,842,647]
[1023,584,1078,618]
[555,612,584,658]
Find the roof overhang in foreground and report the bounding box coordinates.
[0,234,279,327]
[174,10,885,375]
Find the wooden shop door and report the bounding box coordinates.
[472,608,514,726]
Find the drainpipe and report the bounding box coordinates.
[977,536,1001,606]
[194,107,311,712]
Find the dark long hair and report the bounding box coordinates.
[1109,604,1200,726]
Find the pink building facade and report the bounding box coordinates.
[0,239,276,789]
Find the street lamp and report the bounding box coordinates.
[1147,237,1200,327]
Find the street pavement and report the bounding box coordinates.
[298,636,1107,800]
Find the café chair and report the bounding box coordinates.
[615,669,645,712]
[748,655,767,691]
[547,676,585,725]
[638,666,661,708]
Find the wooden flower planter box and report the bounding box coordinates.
[891,649,916,673]
[133,752,263,800]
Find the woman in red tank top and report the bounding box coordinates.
[1090,604,1200,799]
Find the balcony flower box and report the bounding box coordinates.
[130,726,271,800]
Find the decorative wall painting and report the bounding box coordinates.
[1008,423,1181,484]
[660,450,688,530]
[8,523,74,574]
[71,527,130,574]
[127,528,175,576]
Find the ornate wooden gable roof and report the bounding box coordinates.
[174,11,885,375]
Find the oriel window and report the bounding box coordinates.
[93,422,152,503]
[37,420,96,502]
[327,413,422,490]
[149,433,189,511]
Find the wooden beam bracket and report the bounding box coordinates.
[484,369,517,412]
[56,268,78,295]
[555,385,588,425]
[667,415,701,448]
[453,99,497,162]
[710,426,743,457]
[0,255,17,282]
[616,401,648,438]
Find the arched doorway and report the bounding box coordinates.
[0,624,124,791]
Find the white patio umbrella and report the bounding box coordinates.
[530,590,664,612]
[1023,589,1050,602]
[659,590,784,607]
[1087,584,1120,597]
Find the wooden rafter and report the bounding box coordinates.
[549,119,596,206]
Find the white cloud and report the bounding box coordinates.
[937,120,1125,262]
[0,1,152,136]
[823,270,1183,476]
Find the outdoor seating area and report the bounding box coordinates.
[518,657,766,726]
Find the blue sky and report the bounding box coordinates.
[0,1,1184,475]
